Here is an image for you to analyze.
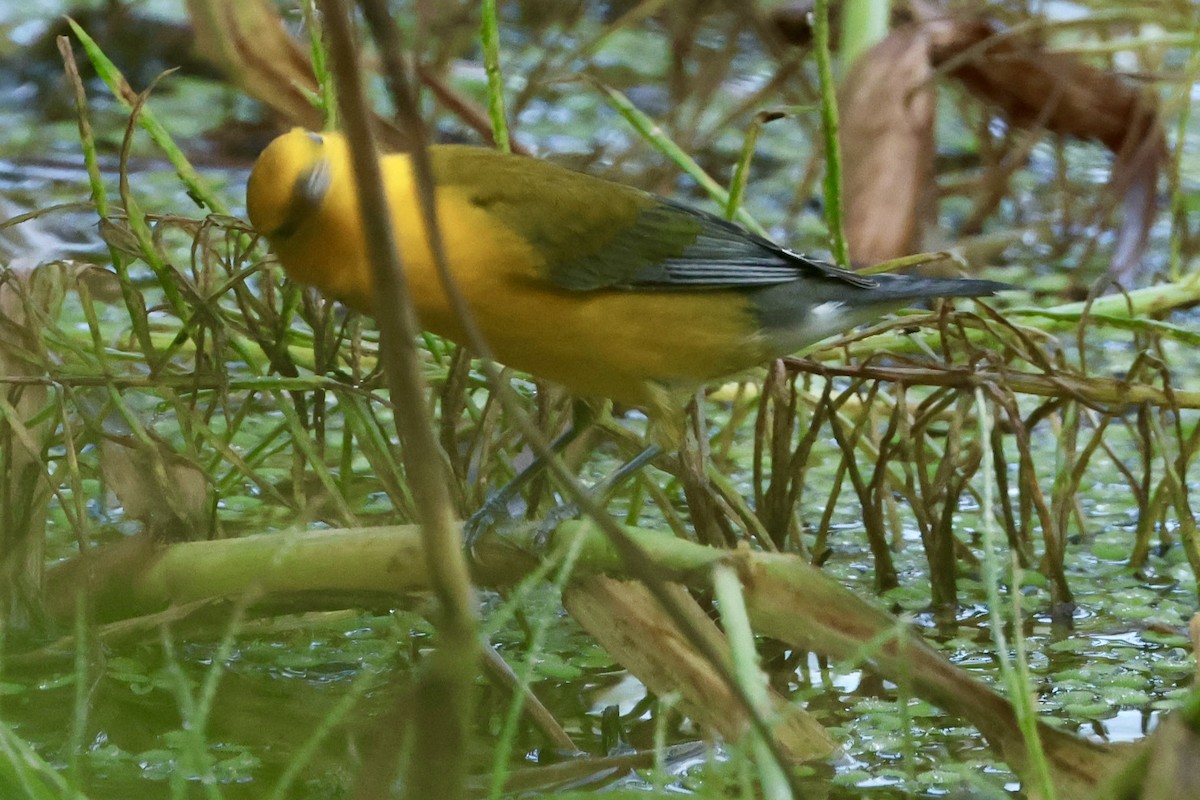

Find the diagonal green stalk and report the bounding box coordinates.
[66,20,227,215]
[591,78,770,237]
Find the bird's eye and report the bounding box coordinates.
[305,131,324,144]
[298,159,332,206]
[269,159,331,240]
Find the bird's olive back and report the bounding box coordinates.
[427,145,697,289]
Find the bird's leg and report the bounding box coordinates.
[462,424,585,550]
[464,399,606,550]
[533,441,663,546]
[466,399,662,551]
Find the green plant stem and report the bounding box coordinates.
[712,564,792,800]
[481,0,512,152]
[974,389,1057,800]
[1168,10,1200,281]
[302,0,337,127]
[841,0,890,67]
[486,531,587,800]
[0,719,89,799]
[56,35,157,363]
[812,0,850,265]
[725,112,772,220]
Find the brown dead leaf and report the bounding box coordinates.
[0,257,66,626]
[186,0,322,129]
[838,26,938,264]
[100,436,212,542]
[1190,612,1200,684]
[186,0,525,154]
[834,14,1163,283]
[925,17,1165,284]
[185,0,410,149]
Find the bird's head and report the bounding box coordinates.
[246,128,333,242]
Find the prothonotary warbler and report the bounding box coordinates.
[246,128,1008,417]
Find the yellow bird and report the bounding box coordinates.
[246,128,1006,415]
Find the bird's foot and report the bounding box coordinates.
[462,490,523,554]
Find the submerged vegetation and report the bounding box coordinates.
[0,0,1198,798]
